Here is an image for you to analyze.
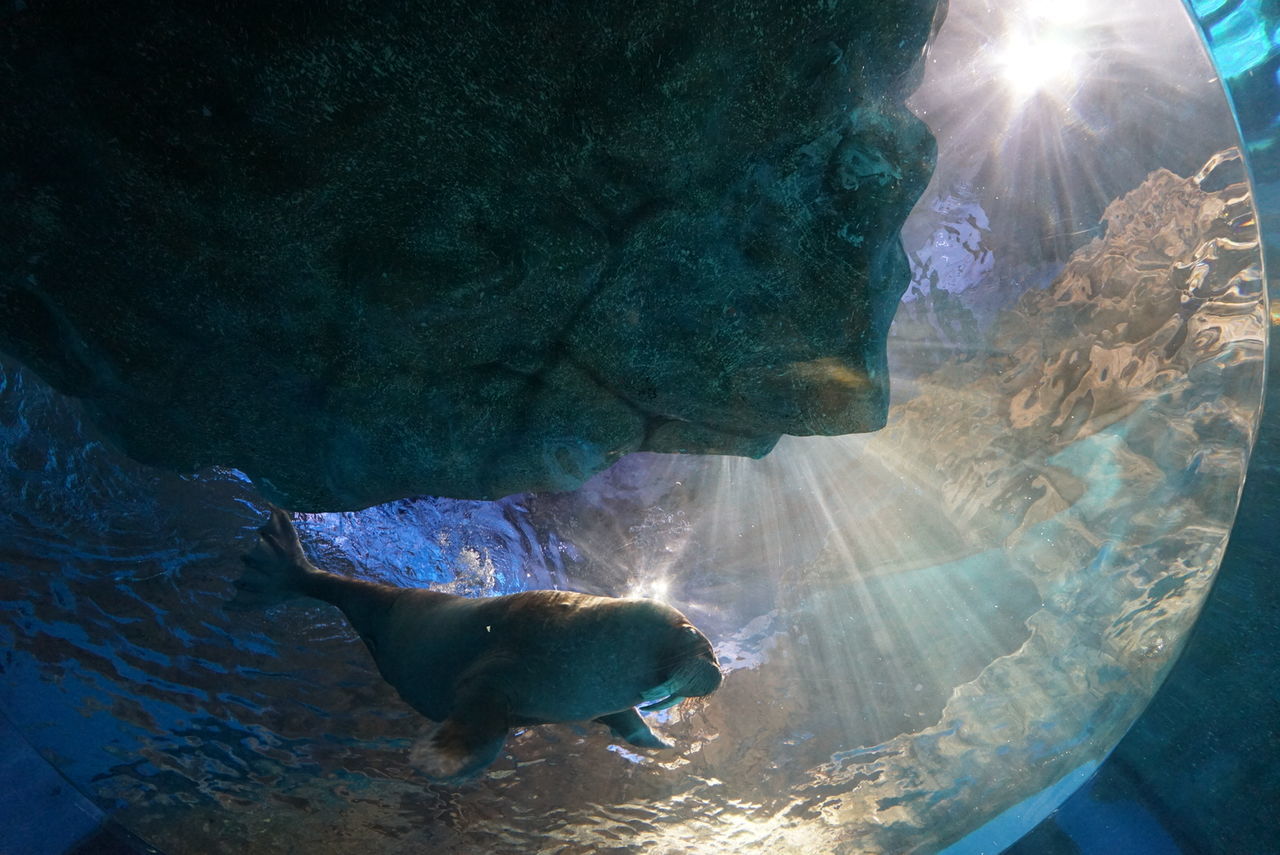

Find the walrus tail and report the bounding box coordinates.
[228,506,320,610]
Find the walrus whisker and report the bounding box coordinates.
[655,647,716,668]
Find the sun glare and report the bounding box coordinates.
[628,575,672,602]
[1021,0,1094,26]
[997,31,1082,102]
[986,0,1106,107]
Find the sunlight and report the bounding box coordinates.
[996,30,1082,103]
[1021,0,1094,27]
[993,0,1096,105]
[627,575,673,602]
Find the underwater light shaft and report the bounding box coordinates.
[0,0,1265,854]
[908,0,1232,274]
[994,5,1091,103]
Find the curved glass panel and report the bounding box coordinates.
[0,1,1265,853]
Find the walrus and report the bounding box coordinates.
[233,507,723,781]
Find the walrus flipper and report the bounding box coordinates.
[229,506,316,609]
[410,692,510,783]
[595,709,673,750]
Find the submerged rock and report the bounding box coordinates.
[0,0,939,509]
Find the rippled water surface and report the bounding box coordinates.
[0,0,1268,853]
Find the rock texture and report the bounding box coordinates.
[0,0,939,509]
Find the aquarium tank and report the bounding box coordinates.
[1,0,1276,853]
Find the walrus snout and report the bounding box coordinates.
[663,623,723,700]
[678,653,723,698]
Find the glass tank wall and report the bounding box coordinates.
[0,0,1268,853]
[1002,3,1280,852]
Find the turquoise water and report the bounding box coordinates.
[1192,0,1280,287]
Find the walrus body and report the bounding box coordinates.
[235,508,722,781]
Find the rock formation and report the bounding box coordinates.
[0,0,941,509]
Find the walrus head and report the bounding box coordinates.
[640,622,723,711]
